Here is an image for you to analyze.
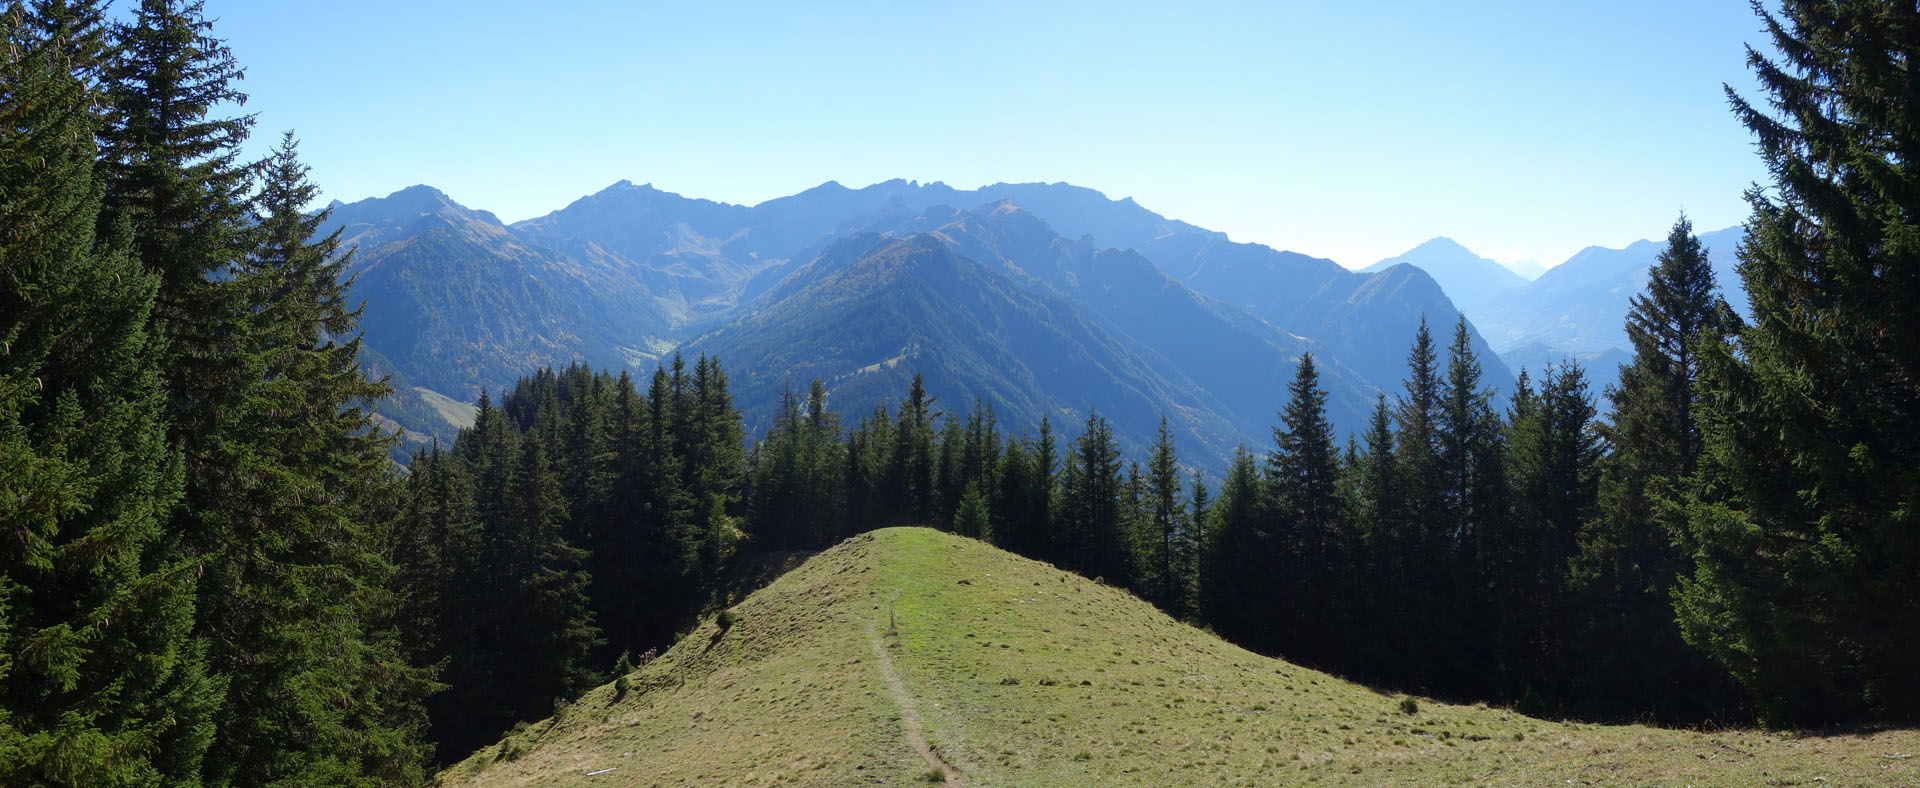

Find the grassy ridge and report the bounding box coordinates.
[443,528,1920,787]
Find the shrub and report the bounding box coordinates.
[613,651,633,701]
[1399,697,1420,715]
[716,609,738,630]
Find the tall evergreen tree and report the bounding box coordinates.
[94,4,259,781]
[1678,0,1920,723]
[1197,447,1268,645]
[887,374,937,526]
[1060,411,1127,584]
[189,133,429,788]
[1570,214,1735,720]
[1267,353,1346,665]
[0,17,215,784]
[1437,318,1506,693]
[1501,362,1599,707]
[1144,416,1190,616]
[21,0,111,80]
[1384,319,1452,687]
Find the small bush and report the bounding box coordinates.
[613,651,632,701]
[922,768,945,782]
[1398,697,1420,715]
[1072,750,1093,761]
[716,609,738,630]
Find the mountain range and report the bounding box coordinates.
[1365,225,1749,396]
[324,179,1508,469]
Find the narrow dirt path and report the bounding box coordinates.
[865,619,966,786]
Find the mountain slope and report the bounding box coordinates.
[1474,225,1746,353]
[1132,232,1514,397]
[441,528,1920,787]
[917,202,1376,439]
[681,234,1250,465]
[1364,237,1528,319]
[325,186,671,399]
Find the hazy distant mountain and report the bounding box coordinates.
[889,202,1377,443]
[1134,233,1512,399]
[1497,343,1634,402]
[1364,237,1528,318]
[1501,258,1548,280]
[329,179,1516,467]
[1474,225,1747,354]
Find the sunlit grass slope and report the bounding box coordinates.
[441,527,1920,787]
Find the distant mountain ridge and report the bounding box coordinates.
[325,179,1511,467]
[1364,237,1528,318]
[1470,225,1747,354]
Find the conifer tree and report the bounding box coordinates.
[462,437,600,749]
[1438,317,1504,560]
[190,133,429,788]
[1437,318,1506,691]
[888,374,937,525]
[94,4,263,780]
[1144,416,1190,616]
[1061,411,1127,583]
[1500,362,1599,706]
[0,16,215,784]
[21,0,111,80]
[1678,0,1920,723]
[1569,214,1735,719]
[1197,447,1268,645]
[1267,353,1345,664]
[1383,319,1452,685]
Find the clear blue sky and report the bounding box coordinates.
[201,0,1772,270]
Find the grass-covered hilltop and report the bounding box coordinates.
[442,529,1920,788]
[6,1,1920,787]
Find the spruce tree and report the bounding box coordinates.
[1501,362,1599,707]
[1570,214,1735,720]
[1384,319,1452,687]
[1267,353,1345,665]
[0,17,215,784]
[1145,416,1189,616]
[96,4,260,780]
[1197,447,1268,646]
[888,374,937,525]
[169,133,432,788]
[1437,318,1505,694]
[1061,411,1127,584]
[1678,0,1920,723]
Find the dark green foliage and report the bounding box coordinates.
[186,133,432,788]
[612,652,633,701]
[888,373,938,526]
[1060,411,1129,584]
[746,380,848,550]
[1141,417,1194,618]
[1676,0,1920,724]
[1265,354,1347,664]
[1499,362,1600,701]
[1197,448,1267,644]
[1569,215,1738,720]
[0,15,209,784]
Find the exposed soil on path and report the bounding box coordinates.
[865,619,965,786]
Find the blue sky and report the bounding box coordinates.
[203,1,1772,270]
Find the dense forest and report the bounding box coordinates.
[2,0,1916,785]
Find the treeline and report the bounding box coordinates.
[391,357,745,760]
[5,1,1918,785]
[2,2,429,787]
